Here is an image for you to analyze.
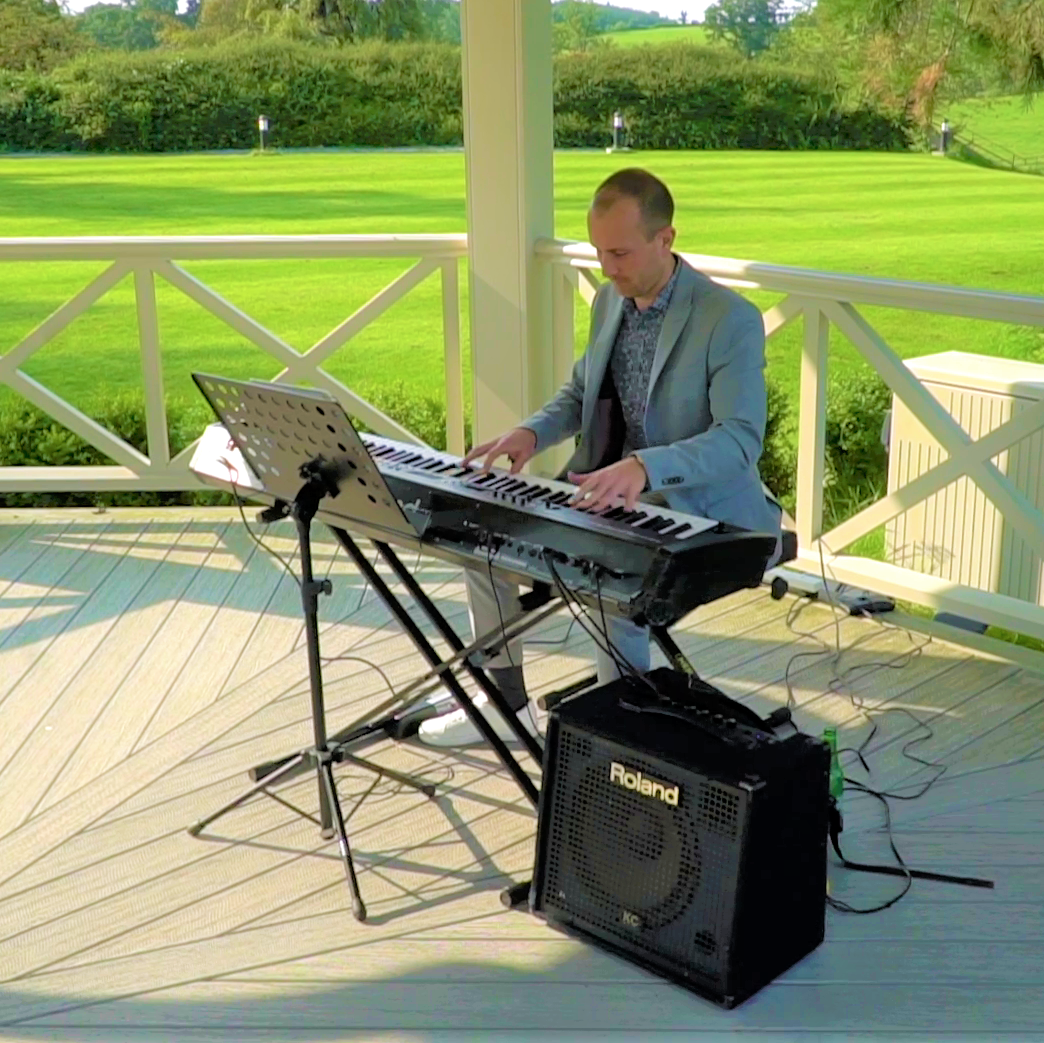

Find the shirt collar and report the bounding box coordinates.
[623,256,680,318]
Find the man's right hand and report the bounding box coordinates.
[462,427,538,474]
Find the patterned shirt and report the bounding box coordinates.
[609,258,681,456]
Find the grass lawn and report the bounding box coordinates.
[600,25,712,46]
[945,94,1044,166]
[2,148,1044,428]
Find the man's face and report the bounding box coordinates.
[587,196,675,301]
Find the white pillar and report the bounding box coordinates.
[460,0,556,463]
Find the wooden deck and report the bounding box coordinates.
[0,507,1042,1042]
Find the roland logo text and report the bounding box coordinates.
[609,761,679,806]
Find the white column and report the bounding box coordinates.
[460,0,556,463]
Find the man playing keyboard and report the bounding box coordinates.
[418,167,783,747]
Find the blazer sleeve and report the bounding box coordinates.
[633,304,767,493]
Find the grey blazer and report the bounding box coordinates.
[522,257,782,550]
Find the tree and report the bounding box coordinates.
[704,0,786,57]
[295,0,424,42]
[0,0,85,70]
[552,0,606,54]
[75,0,181,51]
[808,0,1044,126]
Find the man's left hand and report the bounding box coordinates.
[568,457,648,512]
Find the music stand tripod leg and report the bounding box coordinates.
[186,472,432,923]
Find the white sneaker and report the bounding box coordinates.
[417,692,539,747]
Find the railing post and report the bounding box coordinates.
[134,263,170,468]
[440,258,465,456]
[528,263,579,476]
[796,305,829,549]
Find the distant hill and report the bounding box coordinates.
[601,25,711,47]
[945,95,1044,169]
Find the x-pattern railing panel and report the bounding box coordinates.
[0,236,468,491]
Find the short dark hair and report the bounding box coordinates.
[591,168,674,237]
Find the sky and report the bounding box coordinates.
[606,1,713,20]
[60,0,714,23]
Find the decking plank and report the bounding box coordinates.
[37,522,233,811]
[0,523,159,835]
[7,520,199,823]
[117,520,264,749]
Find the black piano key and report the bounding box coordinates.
[639,516,674,532]
[659,522,691,538]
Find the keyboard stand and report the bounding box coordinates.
[245,529,549,808]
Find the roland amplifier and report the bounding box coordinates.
[529,667,830,1009]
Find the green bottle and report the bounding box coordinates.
[823,728,844,800]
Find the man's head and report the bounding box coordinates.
[587,168,676,303]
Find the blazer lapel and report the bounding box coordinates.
[646,262,697,412]
[582,294,624,429]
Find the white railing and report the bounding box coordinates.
[539,238,1044,643]
[0,234,468,492]
[8,232,1044,643]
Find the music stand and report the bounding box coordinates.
[186,373,437,922]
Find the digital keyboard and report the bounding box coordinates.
[190,424,779,627]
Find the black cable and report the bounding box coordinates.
[318,654,398,700]
[826,785,993,916]
[825,791,913,914]
[774,538,991,912]
[543,553,659,699]
[486,543,518,669]
[526,618,578,646]
[594,566,659,693]
[219,457,301,590]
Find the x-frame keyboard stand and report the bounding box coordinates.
[241,527,556,809]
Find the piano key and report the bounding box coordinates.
[660,522,691,538]
[639,516,674,532]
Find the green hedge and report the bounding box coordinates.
[0,38,909,153]
[553,46,909,151]
[0,70,73,152]
[0,382,464,508]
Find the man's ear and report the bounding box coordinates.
[661,225,676,250]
